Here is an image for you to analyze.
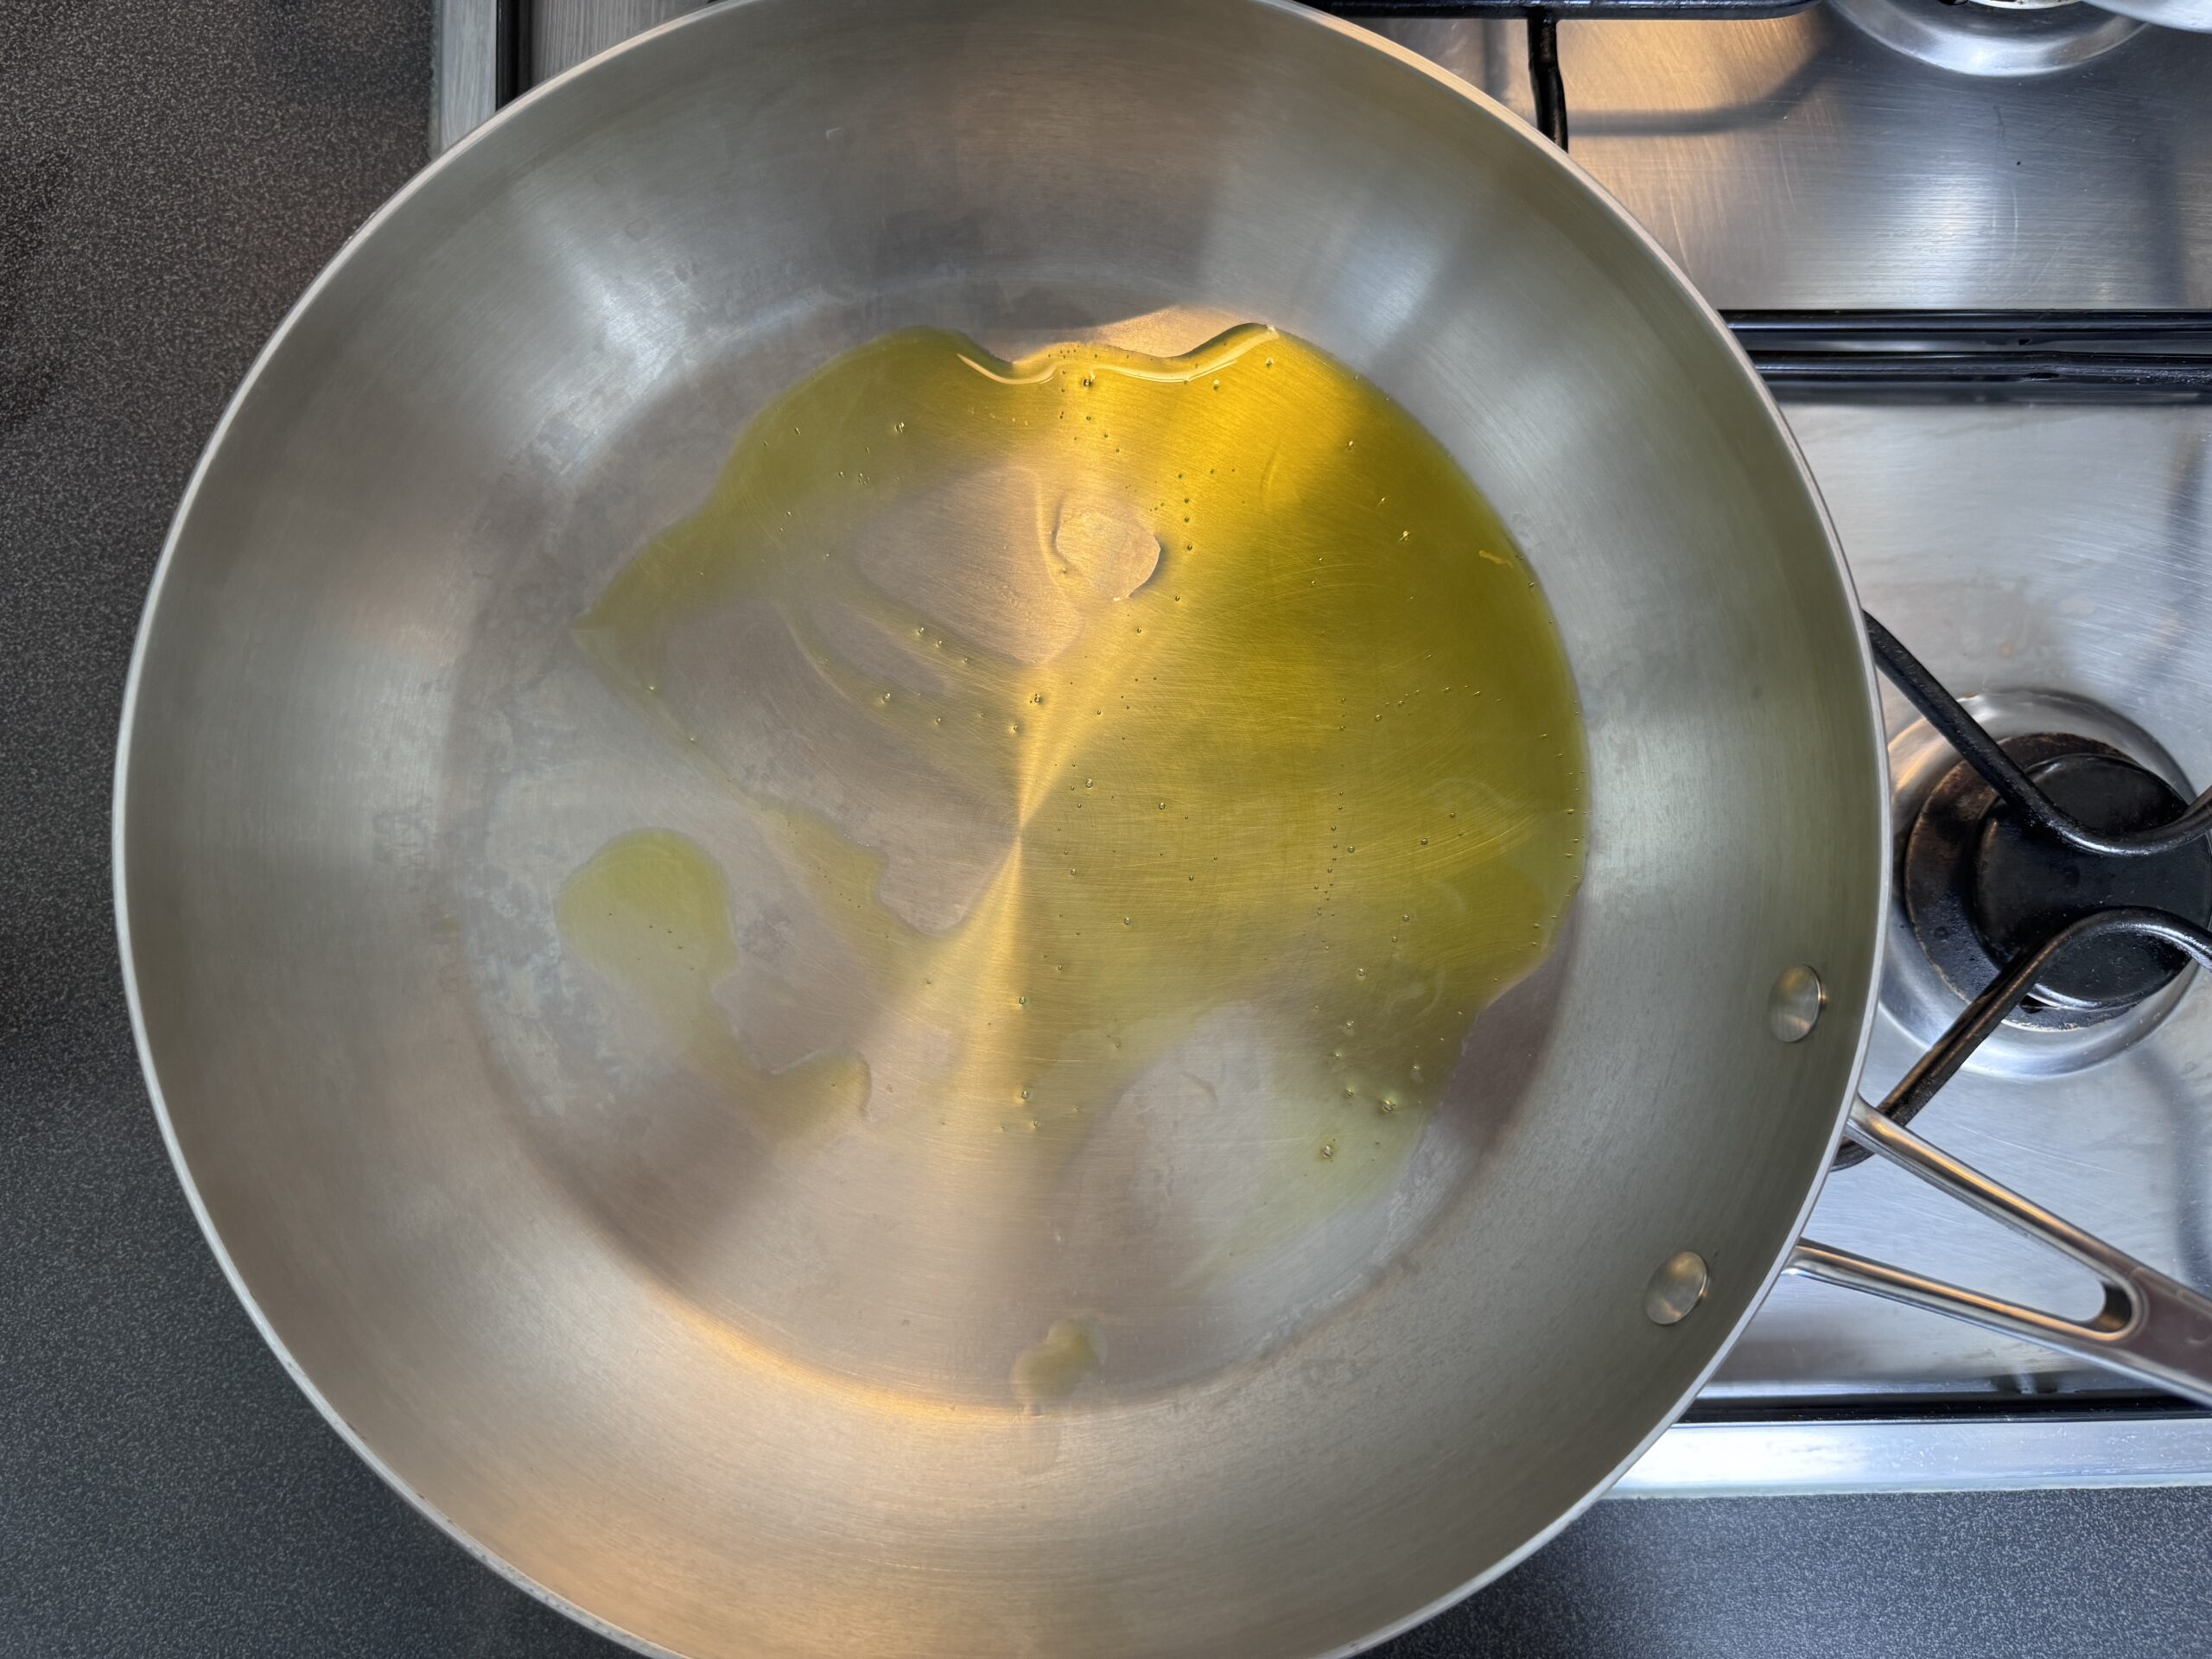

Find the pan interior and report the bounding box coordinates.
[117,3,1884,1656]
[493,318,1592,1405]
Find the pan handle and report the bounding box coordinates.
[1788,907,2212,1409]
[1791,1100,2212,1408]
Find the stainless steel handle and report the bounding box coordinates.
[1792,1096,2212,1408]
[1787,906,2212,1408]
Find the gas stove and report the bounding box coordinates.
[430,0,2212,1493]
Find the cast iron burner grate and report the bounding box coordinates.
[1841,619,2212,1167]
[1904,734,2212,1027]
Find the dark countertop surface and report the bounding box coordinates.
[6,2,2212,1654]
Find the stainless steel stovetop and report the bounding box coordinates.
[430,0,2212,1493]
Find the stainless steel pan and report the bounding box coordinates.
[114,2,2212,1655]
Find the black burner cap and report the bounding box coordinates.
[1969,751,2212,1013]
[1902,734,2212,1027]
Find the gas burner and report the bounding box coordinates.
[1830,0,2144,75]
[1877,690,2206,1077]
[1903,733,2212,1027]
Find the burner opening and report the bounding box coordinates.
[1903,734,2212,1027]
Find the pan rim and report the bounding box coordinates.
[111,1,1892,1654]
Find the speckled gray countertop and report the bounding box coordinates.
[6,2,2212,1654]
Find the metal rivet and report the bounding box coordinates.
[1644,1250,1709,1325]
[1768,964,1825,1043]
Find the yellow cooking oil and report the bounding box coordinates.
[1010,1318,1103,1412]
[554,829,870,1145]
[561,322,1585,1234]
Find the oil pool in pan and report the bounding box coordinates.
[556,323,1586,1395]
